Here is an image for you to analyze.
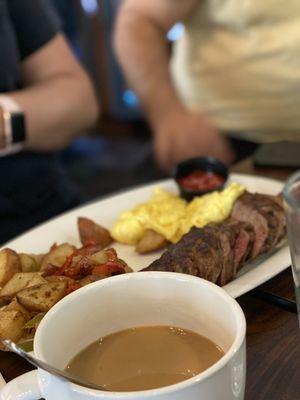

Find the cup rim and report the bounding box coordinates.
[35,271,246,398]
[283,170,300,211]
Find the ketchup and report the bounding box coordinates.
[178,170,225,192]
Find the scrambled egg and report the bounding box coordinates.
[111,188,186,245]
[111,183,245,245]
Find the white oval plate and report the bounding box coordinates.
[3,173,290,299]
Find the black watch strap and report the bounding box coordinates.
[11,112,26,144]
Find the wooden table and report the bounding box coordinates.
[1,159,300,399]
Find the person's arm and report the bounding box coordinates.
[6,34,99,151]
[115,0,234,171]
[0,104,4,145]
[115,0,195,130]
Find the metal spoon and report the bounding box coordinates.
[2,339,108,391]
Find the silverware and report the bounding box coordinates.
[2,339,108,391]
[283,171,300,327]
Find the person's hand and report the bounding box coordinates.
[153,106,235,172]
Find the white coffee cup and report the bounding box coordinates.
[1,271,246,400]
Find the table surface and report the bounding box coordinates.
[1,158,300,400]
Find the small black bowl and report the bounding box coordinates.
[174,156,229,201]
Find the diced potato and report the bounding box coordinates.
[124,264,133,273]
[17,281,67,312]
[0,310,27,346]
[88,249,108,265]
[40,243,75,271]
[75,244,106,257]
[0,300,7,308]
[135,229,167,254]
[80,274,104,286]
[116,257,132,273]
[27,274,48,287]
[0,272,39,300]
[27,254,45,270]
[5,298,31,321]
[0,249,21,287]
[45,275,75,289]
[40,264,60,277]
[78,217,113,248]
[19,254,39,272]
[45,275,72,283]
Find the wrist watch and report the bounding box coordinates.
[0,95,26,156]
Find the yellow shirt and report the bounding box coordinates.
[171,0,300,142]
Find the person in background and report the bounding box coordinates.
[115,0,300,172]
[0,0,98,244]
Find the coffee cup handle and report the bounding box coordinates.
[0,370,42,400]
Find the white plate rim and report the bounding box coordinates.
[2,173,291,299]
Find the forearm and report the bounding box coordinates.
[9,73,98,151]
[115,12,184,130]
[0,107,4,147]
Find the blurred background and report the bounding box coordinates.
[50,0,183,201]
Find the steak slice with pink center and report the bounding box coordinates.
[231,197,269,259]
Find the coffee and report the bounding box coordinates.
[65,326,224,391]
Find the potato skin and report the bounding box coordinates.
[0,225,131,350]
[0,272,42,301]
[78,217,113,248]
[0,249,22,287]
[27,254,45,270]
[17,281,67,312]
[136,229,167,254]
[0,310,27,346]
[5,298,31,321]
[40,243,75,271]
[19,254,39,272]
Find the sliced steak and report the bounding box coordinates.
[145,227,223,284]
[145,191,286,288]
[234,228,250,270]
[191,227,224,283]
[213,223,236,286]
[231,194,269,259]
[239,192,286,250]
[259,211,279,251]
[256,194,286,244]
[146,223,240,286]
[226,219,254,272]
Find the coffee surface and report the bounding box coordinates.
[65,326,224,391]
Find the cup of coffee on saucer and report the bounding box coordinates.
[1,271,246,400]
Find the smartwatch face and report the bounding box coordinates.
[11,112,25,143]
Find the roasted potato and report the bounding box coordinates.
[123,264,133,273]
[0,248,21,287]
[135,229,167,254]
[27,253,45,270]
[0,272,46,301]
[5,298,31,321]
[45,275,74,284]
[0,310,27,346]
[40,264,60,277]
[88,249,108,265]
[78,217,113,248]
[80,274,104,286]
[40,243,75,271]
[27,274,48,287]
[17,281,67,312]
[45,275,76,292]
[19,253,39,272]
[0,299,7,308]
